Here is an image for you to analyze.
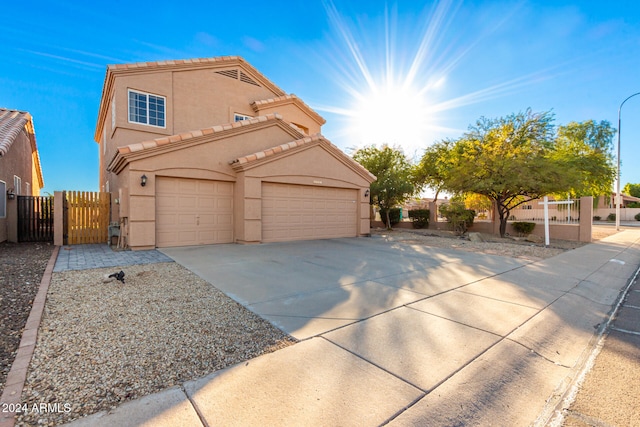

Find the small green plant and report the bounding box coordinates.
[512,222,536,236]
[635,212,640,221]
[628,202,640,208]
[607,213,616,221]
[380,208,402,228]
[408,209,430,229]
[439,201,475,235]
[593,216,601,221]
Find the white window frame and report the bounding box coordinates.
[234,113,252,122]
[26,182,31,196]
[14,175,21,196]
[0,181,6,218]
[128,89,166,128]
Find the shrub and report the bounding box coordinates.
[607,213,616,221]
[439,202,475,235]
[380,208,402,227]
[408,209,430,229]
[512,222,536,236]
[593,216,601,221]
[628,202,640,208]
[635,212,640,221]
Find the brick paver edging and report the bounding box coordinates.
[0,245,60,427]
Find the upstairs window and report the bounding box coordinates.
[234,113,252,122]
[128,89,165,127]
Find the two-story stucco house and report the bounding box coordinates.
[96,56,375,250]
[0,108,45,242]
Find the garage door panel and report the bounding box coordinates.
[262,182,357,243]
[156,177,233,247]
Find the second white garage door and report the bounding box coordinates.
[262,182,357,242]
[156,177,233,247]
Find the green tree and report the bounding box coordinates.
[415,139,454,201]
[553,120,616,197]
[420,109,572,237]
[352,145,416,229]
[623,183,640,198]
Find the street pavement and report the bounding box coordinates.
[60,229,640,426]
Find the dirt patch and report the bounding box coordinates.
[0,242,54,393]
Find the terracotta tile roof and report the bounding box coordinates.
[116,113,288,155]
[0,109,31,156]
[230,134,376,182]
[251,94,326,125]
[0,108,45,188]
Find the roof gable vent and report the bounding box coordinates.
[215,69,239,79]
[240,71,260,87]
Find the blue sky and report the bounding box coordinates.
[2,0,640,195]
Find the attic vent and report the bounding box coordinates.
[215,69,239,79]
[240,71,260,87]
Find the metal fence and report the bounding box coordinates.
[509,198,581,224]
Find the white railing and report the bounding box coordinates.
[509,198,581,224]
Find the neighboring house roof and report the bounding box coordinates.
[0,108,45,188]
[229,134,376,183]
[95,56,287,142]
[251,94,326,126]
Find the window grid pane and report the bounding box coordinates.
[129,90,165,127]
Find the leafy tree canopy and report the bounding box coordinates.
[352,145,416,229]
[623,183,640,198]
[416,109,614,237]
[553,120,616,198]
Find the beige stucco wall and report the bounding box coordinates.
[98,64,318,192]
[253,102,322,135]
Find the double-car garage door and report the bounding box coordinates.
[156,178,358,247]
[262,182,357,242]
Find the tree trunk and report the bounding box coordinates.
[386,209,392,230]
[497,205,510,238]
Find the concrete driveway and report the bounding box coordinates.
[81,231,638,426]
[161,236,530,340]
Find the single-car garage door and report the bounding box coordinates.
[262,182,357,242]
[156,177,233,247]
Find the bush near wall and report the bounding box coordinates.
[607,213,616,221]
[408,209,430,229]
[380,208,402,227]
[635,213,640,221]
[439,202,475,234]
[512,221,536,236]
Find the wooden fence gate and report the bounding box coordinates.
[17,196,54,242]
[64,191,110,244]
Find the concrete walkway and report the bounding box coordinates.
[63,230,640,426]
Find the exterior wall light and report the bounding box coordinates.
[6,188,15,200]
[364,189,370,198]
[140,174,147,187]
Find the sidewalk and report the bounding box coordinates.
[57,229,640,426]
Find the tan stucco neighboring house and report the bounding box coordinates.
[96,56,375,250]
[0,108,45,242]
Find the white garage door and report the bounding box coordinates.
[262,182,357,242]
[156,177,233,247]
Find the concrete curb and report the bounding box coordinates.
[0,246,60,427]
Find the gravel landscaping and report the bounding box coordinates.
[15,262,295,426]
[0,242,54,394]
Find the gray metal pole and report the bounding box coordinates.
[616,92,640,231]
